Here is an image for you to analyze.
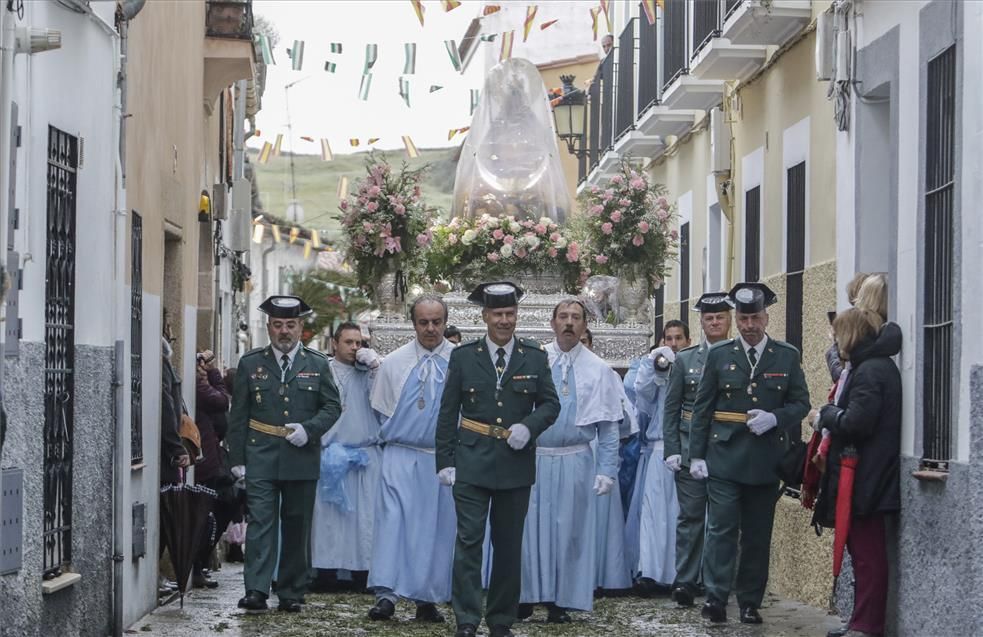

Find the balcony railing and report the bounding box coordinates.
[206,0,254,40]
[600,52,615,152]
[637,2,660,116]
[663,0,688,91]
[615,19,637,141]
[588,67,602,172]
[692,0,721,57]
[725,0,744,19]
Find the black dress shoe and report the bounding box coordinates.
[414,603,445,623]
[740,606,763,624]
[827,627,849,637]
[367,598,396,620]
[701,600,727,623]
[454,623,477,637]
[192,571,219,589]
[517,603,535,620]
[237,590,268,612]
[278,598,303,613]
[489,625,515,637]
[546,605,572,624]
[671,585,695,607]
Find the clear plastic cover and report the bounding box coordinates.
[452,58,571,222]
[582,275,621,322]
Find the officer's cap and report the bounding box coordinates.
[693,292,734,314]
[727,282,777,314]
[259,295,313,319]
[467,281,524,308]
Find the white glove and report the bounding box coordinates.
[231,465,246,479]
[284,423,309,447]
[649,345,676,363]
[437,467,456,486]
[664,454,682,472]
[355,348,382,369]
[690,459,709,480]
[593,474,615,495]
[747,409,778,436]
[506,423,531,450]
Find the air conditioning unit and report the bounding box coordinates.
[835,30,851,83]
[709,107,731,174]
[211,183,227,220]
[816,10,834,80]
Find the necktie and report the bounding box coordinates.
[281,354,290,375]
[747,346,758,367]
[495,348,506,375]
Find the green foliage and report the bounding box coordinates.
[287,269,371,343]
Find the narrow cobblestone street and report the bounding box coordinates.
[132,563,842,637]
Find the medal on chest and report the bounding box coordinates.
[417,397,425,410]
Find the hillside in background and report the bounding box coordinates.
[248,147,459,240]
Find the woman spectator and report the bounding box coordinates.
[816,308,901,637]
[192,349,230,589]
[825,272,870,383]
[855,273,888,324]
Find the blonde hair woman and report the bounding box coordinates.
[854,273,888,323]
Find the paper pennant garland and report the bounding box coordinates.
[337,176,349,199]
[289,227,300,244]
[641,0,657,25]
[358,73,372,100]
[271,224,282,243]
[350,138,360,147]
[303,238,312,259]
[442,0,461,10]
[410,0,425,26]
[256,34,275,65]
[320,138,333,161]
[429,84,444,93]
[253,223,265,244]
[300,135,314,142]
[499,31,514,62]
[399,77,411,108]
[273,133,283,156]
[444,39,463,73]
[483,5,501,16]
[258,141,272,164]
[368,137,380,145]
[289,40,305,70]
[402,135,420,159]
[470,89,480,115]
[447,126,470,140]
[364,43,378,73]
[540,19,558,30]
[403,42,417,74]
[324,61,337,73]
[330,42,343,54]
[599,0,613,32]
[590,7,601,41]
[523,6,538,42]
[311,229,321,248]
[479,33,498,42]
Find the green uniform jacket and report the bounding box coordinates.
[689,337,810,485]
[227,345,341,481]
[663,342,709,467]
[436,337,560,490]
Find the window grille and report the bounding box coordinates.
[662,0,688,91]
[615,19,637,141]
[745,186,761,282]
[680,222,690,329]
[130,213,143,464]
[637,1,660,115]
[600,53,615,152]
[786,161,806,352]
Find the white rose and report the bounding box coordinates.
[525,236,540,250]
[509,221,521,234]
[500,243,514,258]
[539,216,552,227]
[486,216,500,228]
[554,237,568,249]
[462,229,477,245]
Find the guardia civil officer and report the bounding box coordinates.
[662,292,733,607]
[687,283,810,624]
[227,295,341,613]
[436,282,560,637]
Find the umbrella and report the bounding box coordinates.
[160,481,217,606]
[832,445,859,577]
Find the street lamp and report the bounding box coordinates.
[552,74,588,158]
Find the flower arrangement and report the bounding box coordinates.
[424,213,587,293]
[339,153,434,295]
[574,161,678,295]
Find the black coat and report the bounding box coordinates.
[194,368,229,483]
[160,357,186,484]
[814,323,902,526]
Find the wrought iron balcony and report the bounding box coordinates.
[692,0,722,57]
[615,19,637,142]
[599,52,615,154]
[637,2,660,117]
[722,0,811,46]
[662,0,688,92]
[206,0,254,40]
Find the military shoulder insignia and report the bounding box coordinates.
[303,346,329,360]
[241,346,266,359]
[519,338,545,351]
[772,340,801,355]
[679,344,699,354]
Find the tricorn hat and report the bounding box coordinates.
[693,292,734,313]
[258,295,313,319]
[467,281,524,308]
[727,282,777,314]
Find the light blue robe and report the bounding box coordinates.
[518,363,619,611]
[311,361,382,571]
[624,356,679,585]
[368,354,456,603]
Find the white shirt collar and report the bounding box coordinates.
[274,341,302,367]
[486,335,515,366]
[739,334,768,359]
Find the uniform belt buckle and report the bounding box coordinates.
[491,425,510,440]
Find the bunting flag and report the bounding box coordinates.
[273,133,284,156]
[350,138,360,147]
[300,135,314,142]
[402,135,420,159]
[254,129,261,137]
[479,33,498,42]
[253,223,265,244]
[429,84,444,93]
[324,61,337,73]
[641,0,657,25]
[364,43,378,73]
[523,6,538,42]
[258,141,272,164]
[337,176,349,199]
[399,77,411,107]
[444,39,462,72]
[442,0,461,10]
[289,227,300,244]
[599,0,613,31]
[303,238,312,259]
[410,0,425,26]
[358,73,372,100]
[499,30,514,62]
[256,34,275,65]
[320,138,333,161]
[483,5,501,16]
[403,42,417,74]
[448,126,471,140]
[271,225,282,243]
[590,7,601,41]
[470,89,480,115]
[330,42,343,54]
[311,229,321,249]
[540,19,558,30]
[289,40,305,70]
[368,137,380,145]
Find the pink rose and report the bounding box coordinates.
[589,204,604,216]
[601,222,613,235]
[493,228,505,240]
[548,247,558,258]
[632,234,644,246]
[629,177,645,190]
[594,254,609,265]
[566,241,580,261]
[394,204,406,216]
[514,247,527,259]
[549,232,561,242]
[362,221,374,232]
[670,229,679,240]
[522,220,534,229]
[657,209,669,221]
[487,252,500,262]
[534,223,547,235]
[448,233,459,245]
[610,211,622,223]
[590,185,600,194]
[610,174,624,185]
[638,220,650,233]
[657,196,669,209]
[619,198,631,207]
[368,185,381,197]
[340,200,349,211]
[416,233,430,246]
[366,201,379,213]
[503,235,514,245]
